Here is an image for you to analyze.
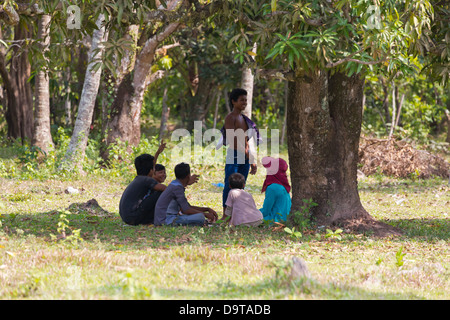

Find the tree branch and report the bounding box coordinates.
[256,68,295,81]
[330,58,386,68]
[325,49,386,69]
[265,11,289,17]
[342,3,352,24]
[303,18,324,27]
[0,3,44,25]
[156,42,181,55]
[146,70,166,87]
[147,0,224,25]
[0,5,20,25]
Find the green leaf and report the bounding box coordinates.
[117,4,123,24]
[284,227,292,234]
[291,39,308,47]
[275,33,286,41]
[288,52,294,68]
[265,49,279,60]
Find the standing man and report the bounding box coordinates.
[218,88,261,218]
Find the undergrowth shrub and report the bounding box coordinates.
[0,128,164,181]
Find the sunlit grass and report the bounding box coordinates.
[0,156,449,299]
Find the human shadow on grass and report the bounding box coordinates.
[2,198,448,245]
[1,199,265,247]
[1,199,129,243]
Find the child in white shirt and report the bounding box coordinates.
[224,173,263,227]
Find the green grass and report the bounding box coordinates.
[0,162,449,300]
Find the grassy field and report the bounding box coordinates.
[0,155,449,300]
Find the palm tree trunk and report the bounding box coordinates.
[61,14,108,169]
[32,14,54,154]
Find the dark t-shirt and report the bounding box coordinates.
[119,175,158,225]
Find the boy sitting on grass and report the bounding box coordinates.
[153,164,167,184]
[223,173,263,227]
[154,162,218,226]
[119,142,166,226]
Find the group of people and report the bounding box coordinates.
[119,88,292,227]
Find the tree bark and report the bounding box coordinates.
[32,14,54,154]
[281,81,288,145]
[241,43,257,119]
[0,23,33,141]
[61,14,108,169]
[241,67,254,119]
[394,92,405,130]
[446,99,450,146]
[102,21,180,161]
[64,67,72,126]
[447,113,450,146]
[115,25,139,90]
[213,91,221,129]
[388,83,396,139]
[160,85,170,140]
[224,88,231,113]
[186,75,215,131]
[287,70,401,236]
[379,77,390,132]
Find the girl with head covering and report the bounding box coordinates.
[259,157,292,223]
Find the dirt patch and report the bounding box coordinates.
[67,198,112,217]
[358,136,449,179]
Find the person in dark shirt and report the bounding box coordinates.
[119,142,166,225]
[154,162,218,226]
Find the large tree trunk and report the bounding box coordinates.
[32,14,54,154]
[64,67,72,126]
[160,85,170,140]
[102,21,180,160]
[182,55,215,131]
[281,81,288,145]
[61,14,108,169]
[187,75,215,131]
[0,23,33,141]
[115,25,139,89]
[241,67,254,119]
[213,91,221,129]
[287,70,401,236]
[380,77,390,132]
[241,43,256,119]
